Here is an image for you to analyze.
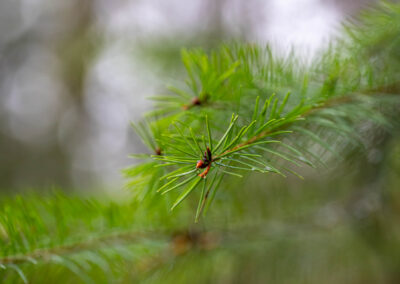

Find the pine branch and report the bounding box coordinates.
[126,1,400,221]
[0,230,160,265]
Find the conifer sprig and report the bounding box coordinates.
[130,90,396,221]
[124,1,400,221]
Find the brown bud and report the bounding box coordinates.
[191,97,201,106]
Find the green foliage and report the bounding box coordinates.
[0,192,179,283]
[126,2,400,222]
[2,2,400,283]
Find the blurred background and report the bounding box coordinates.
[0,0,377,191]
